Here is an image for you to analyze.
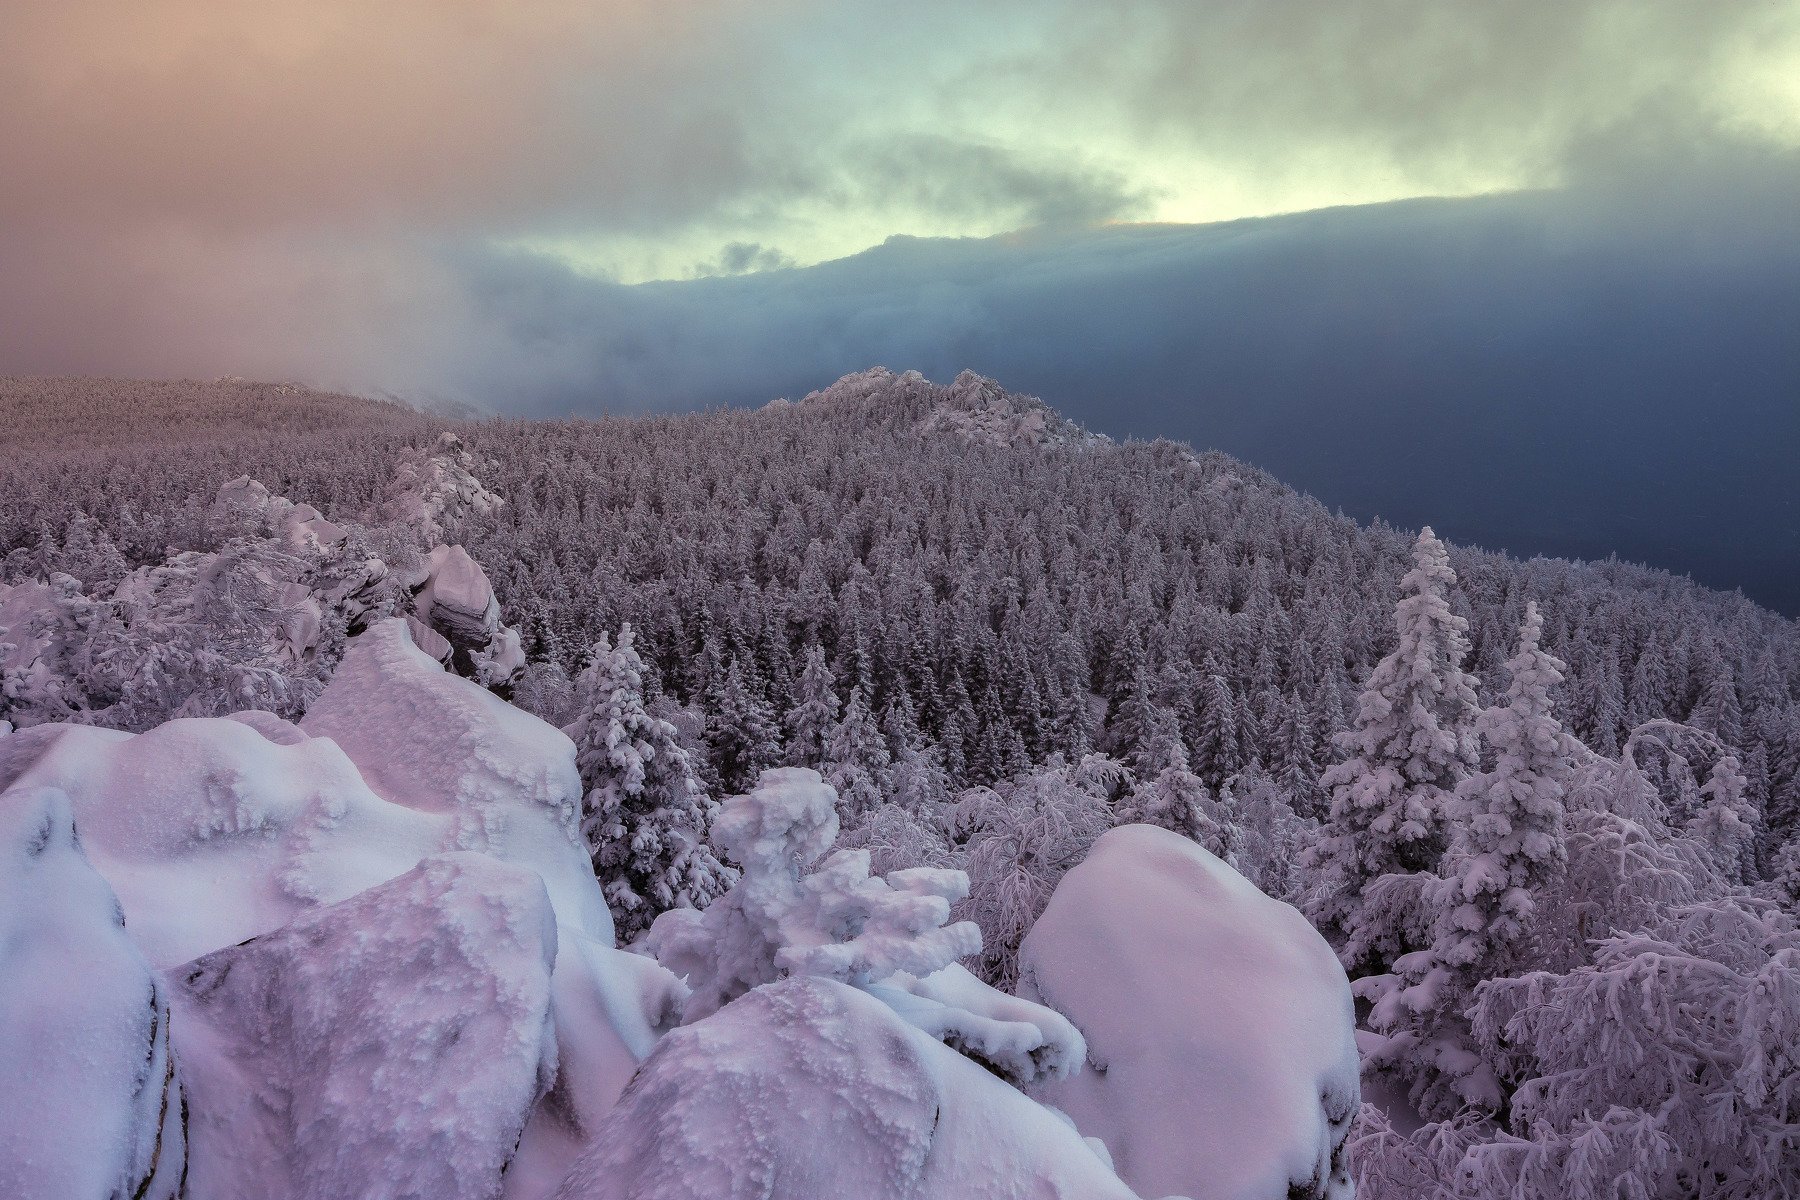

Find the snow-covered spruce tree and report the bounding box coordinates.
[1303,527,1479,974]
[1691,751,1757,885]
[704,655,783,796]
[645,766,1083,1087]
[1116,732,1237,860]
[1361,602,1581,1116]
[783,643,840,767]
[822,683,891,822]
[570,624,733,943]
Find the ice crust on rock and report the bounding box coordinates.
[549,976,1142,1200]
[1019,824,1360,1200]
[0,787,185,1200]
[171,852,558,1200]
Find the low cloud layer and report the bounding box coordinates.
[2,2,1797,606]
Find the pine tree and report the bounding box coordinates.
[571,625,734,942]
[824,684,892,821]
[1271,697,1323,819]
[1362,602,1580,1116]
[1689,752,1756,884]
[1191,668,1242,788]
[1691,665,1745,751]
[1118,732,1234,859]
[784,644,841,766]
[705,655,783,796]
[1304,527,1478,973]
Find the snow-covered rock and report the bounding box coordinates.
[170,853,558,1200]
[798,366,1106,451]
[0,787,185,1200]
[0,712,434,966]
[368,431,505,544]
[550,976,1143,1200]
[301,618,604,940]
[1018,824,1360,1200]
[414,543,525,685]
[919,370,1106,450]
[2,622,681,1194]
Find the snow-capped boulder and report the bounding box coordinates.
[0,787,184,1200]
[550,976,1142,1200]
[170,853,558,1200]
[1018,824,1360,1200]
[213,474,347,552]
[2,621,609,955]
[414,544,525,685]
[301,618,604,939]
[418,543,501,645]
[0,714,433,966]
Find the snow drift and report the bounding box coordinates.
[1019,824,1361,1200]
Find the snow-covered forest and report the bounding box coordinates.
[3,370,1798,1199]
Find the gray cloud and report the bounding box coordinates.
[404,140,1800,610]
[2,2,1798,607]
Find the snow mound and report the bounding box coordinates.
[170,852,558,1200]
[0,787,184,1200]
[550,976,1143,1200]
[1018,824,1360,1200]
[302,618,605,939]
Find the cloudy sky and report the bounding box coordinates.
[4,1,1798,605]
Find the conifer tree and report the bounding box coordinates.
[572,625,734,942]
[705,655,783,796]
[1304,527,1479,973]
[784,644,841,766]
[824,684,892,820]
[1363,602,1580,1115]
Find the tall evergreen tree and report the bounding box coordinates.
[1304,527,1479,973]
[1362,604,1581,1116]
[705,655,783,796]
[572,625,734,942]
[824,683,893,820]
[784,644,841,766]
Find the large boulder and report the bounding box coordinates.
[2,624,681,1194]
[301,620,592,930]
[0,788,184,1199]
[170,853,559,1200]
[1018,825,1360,1200]
[551,976,1141,1200]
